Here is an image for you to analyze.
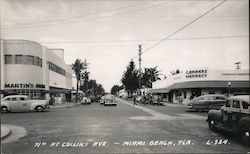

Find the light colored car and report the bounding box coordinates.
[81,97,91,105]
[1,95,49,112]
[103,94,117,106]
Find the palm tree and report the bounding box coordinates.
[142,66,161,88]
[72,59,84,103]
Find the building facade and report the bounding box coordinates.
[150,68,250,103]
[0,39,72,101]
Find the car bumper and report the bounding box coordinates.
[185,105,193,109]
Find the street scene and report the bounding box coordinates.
[1,99,249,154]
[1,0,249,153]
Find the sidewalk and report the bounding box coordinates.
[1,125,11,139]
[49,102,81,109]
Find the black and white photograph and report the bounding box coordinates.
[0,0,249,153]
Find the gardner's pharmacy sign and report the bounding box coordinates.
[5,83,45,89]
[186,69,207,78]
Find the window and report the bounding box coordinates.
[225,100,231,107]
[215,96,225,100]
[232,100,240,108]
[26,55,34,65]
[242,101,249,110]
[39,58,42,67]
[34,57,39,66]
[5,98,11,101]
[20,97,26,101]
[15,55,24,64]
[11,97,17,101]
[5,55,13,64]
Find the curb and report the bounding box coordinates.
[1,125,11,139]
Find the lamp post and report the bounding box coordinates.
[228,81,231,96]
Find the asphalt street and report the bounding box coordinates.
[1,98,250,154]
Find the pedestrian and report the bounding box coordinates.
[49,95,55,106]
[133,95,137,105]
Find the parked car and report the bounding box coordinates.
[99,96,105,105]
[103,94,117,106]
[186,94,227,111]
[207,95,250,145]
[136,96,143,103]
[81,97,91,105]
[1,95,49,112]
[151,95,164,105]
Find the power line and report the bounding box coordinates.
[132,0,228,60]
[37,35,248,44]
[3,1,173,29]
[2,1,153,27]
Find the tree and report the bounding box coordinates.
[72,59,84,103]
[80,71,90,93]
[142,66,161,88]
[111,85,123,95]
[121,60,139,95]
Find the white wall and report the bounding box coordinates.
[153,68,250,89]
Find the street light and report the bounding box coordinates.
[228,81,231,96]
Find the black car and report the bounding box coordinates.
[186,94,227,111]
[207,95,250,145]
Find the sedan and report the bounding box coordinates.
[1,95,49,112]
[186,94,227,111]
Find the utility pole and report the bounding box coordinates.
[83,59,89,95]
[138,44,142,96]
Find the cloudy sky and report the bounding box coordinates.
[1,0,249,92]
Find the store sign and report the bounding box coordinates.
[186,69,207,78]
[4,83,45,89]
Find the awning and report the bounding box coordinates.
[169,81,250,89]
[42,90,71,94]
[147,88,171,94]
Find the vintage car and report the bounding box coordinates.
[207,95,250,145]
[186,94,227,111]
[103,94,117,106]
[1,95,49,112]
[81,97,91,105]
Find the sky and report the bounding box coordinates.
[1,0,249,92]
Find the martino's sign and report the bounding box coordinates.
[4,83,45,89]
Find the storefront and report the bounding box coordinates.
[0,39,72,102]
[149,68,250,103]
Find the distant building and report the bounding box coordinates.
[0,39,72,102]
[149,68,250,103]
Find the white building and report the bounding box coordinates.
[0,39,72,101]
[149,68,250,103]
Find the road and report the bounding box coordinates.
[1,98,250,154]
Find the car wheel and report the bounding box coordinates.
[241,127,250,146]
[208,119,217,131]
[1,106,8,113]
[35,106,44,112]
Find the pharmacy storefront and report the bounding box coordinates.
[150,68,250,103]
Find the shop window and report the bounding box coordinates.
[26,55,34,65]
[15,55,24,64]
[5,55,13,64]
